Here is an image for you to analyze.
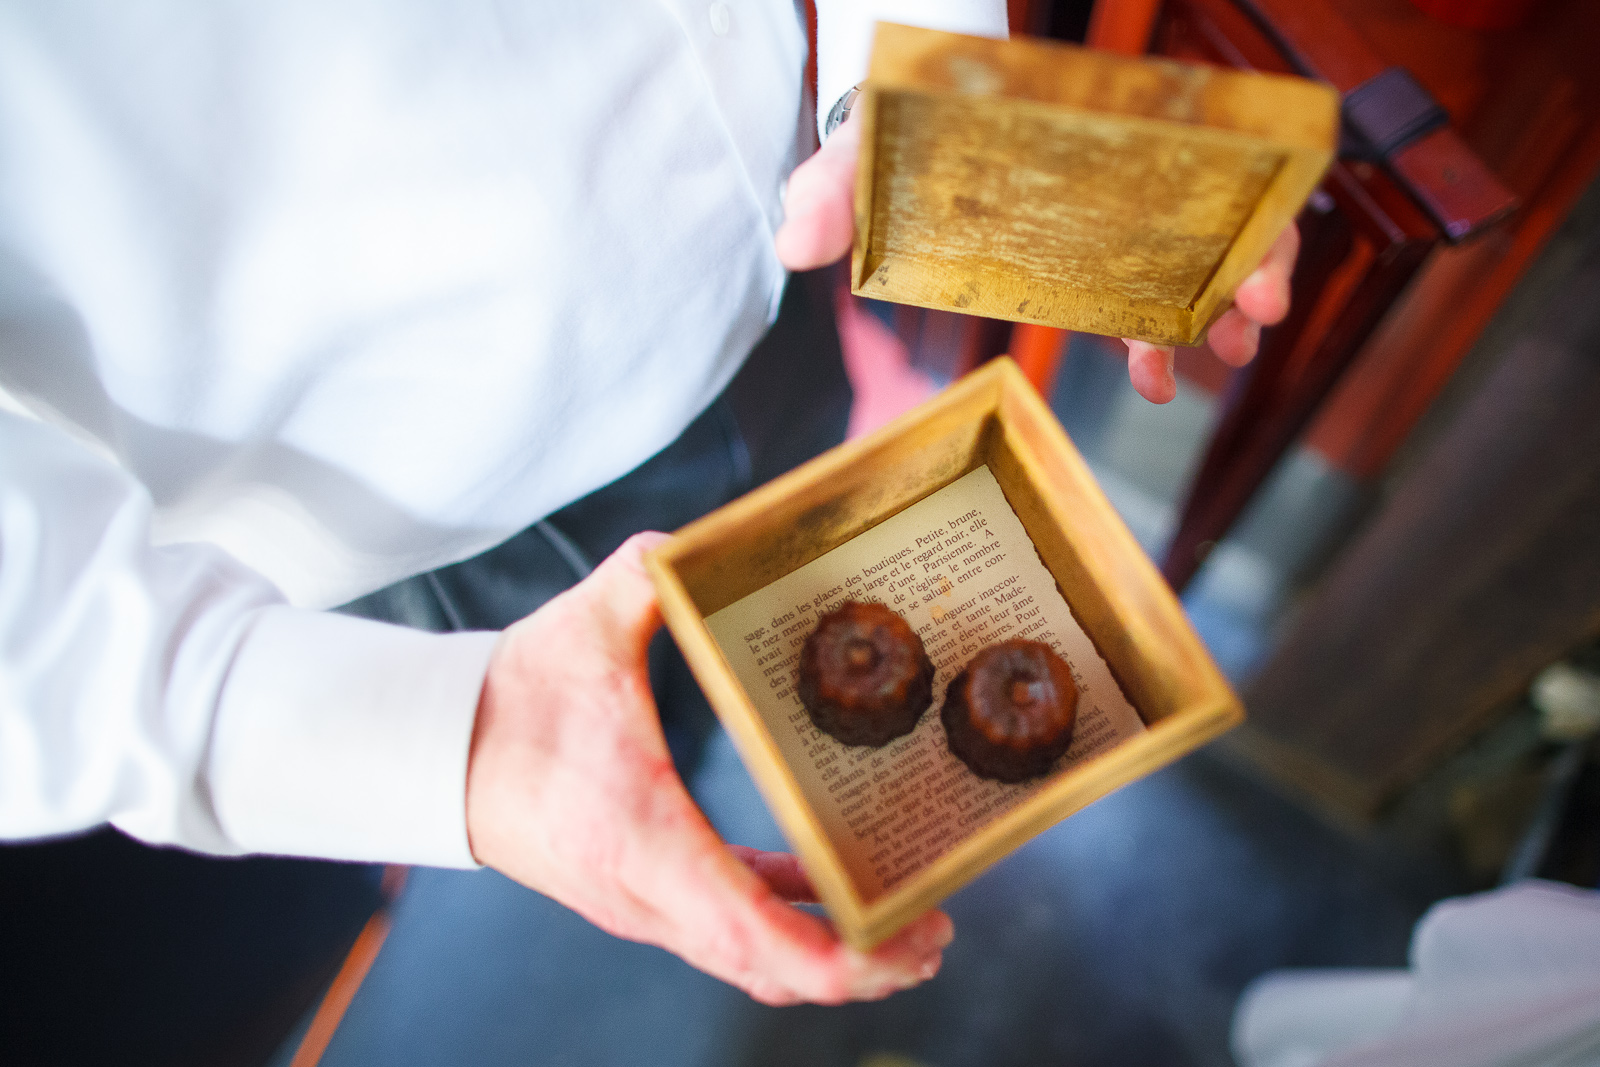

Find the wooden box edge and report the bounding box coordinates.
[649,358,1243,949]
[850,23,1338,346]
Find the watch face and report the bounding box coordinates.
[826,86,860,139]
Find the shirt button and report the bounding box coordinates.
[708,2,731,36]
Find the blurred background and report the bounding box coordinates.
[5,0,1599,1064]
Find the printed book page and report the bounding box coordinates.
[705,465,1145,901]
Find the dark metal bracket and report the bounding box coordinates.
[1341,67,1451,161]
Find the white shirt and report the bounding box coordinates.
[0,1,1005,867]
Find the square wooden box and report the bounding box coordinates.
[851,24,1338,347]
[646,359,1243,948]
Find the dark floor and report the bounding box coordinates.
[0,829,383,1067]
[285,732,1465,1067]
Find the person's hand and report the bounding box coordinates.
[773,116,1300,405]
[464,532,954,1005]
[1122,223,1299,404]
[773,114,862,273]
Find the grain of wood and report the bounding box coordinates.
[851,24,1337,346]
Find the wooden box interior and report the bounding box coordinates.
[647,360,1241,947]
[850,24,1338,347]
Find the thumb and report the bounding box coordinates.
[774,117,861,271]
[566,531,671,656]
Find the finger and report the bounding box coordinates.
[745,977,804,1007]
[861,907,953,980]
[727,846,820,903]
[634,810,943,1003]
[773,116,862,271]
[576,531,672,655]
[1232,223,1299,327]
[1123,340,1177,404]
[735,891,952,1003]
[828,911,953,1002]
[637,814,847,995]
[1205,307,1262,368]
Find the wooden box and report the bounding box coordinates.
[646,359,1242,948]
[851,24,1338,347]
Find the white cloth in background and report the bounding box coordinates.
[0,2,1005,869]
[1233,880,1600,1067]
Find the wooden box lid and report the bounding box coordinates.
[851,24,1338,347]
[646,360,1242,948]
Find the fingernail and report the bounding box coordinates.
[920,957,940,980]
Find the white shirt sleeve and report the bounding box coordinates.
[813,0,1010,140]
[0,409,493,867]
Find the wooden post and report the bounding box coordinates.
[1086,0,1163,55]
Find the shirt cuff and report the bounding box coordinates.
[207,605,499,868]
[815,0,1010,140]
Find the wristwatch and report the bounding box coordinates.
[824,84,862,139]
